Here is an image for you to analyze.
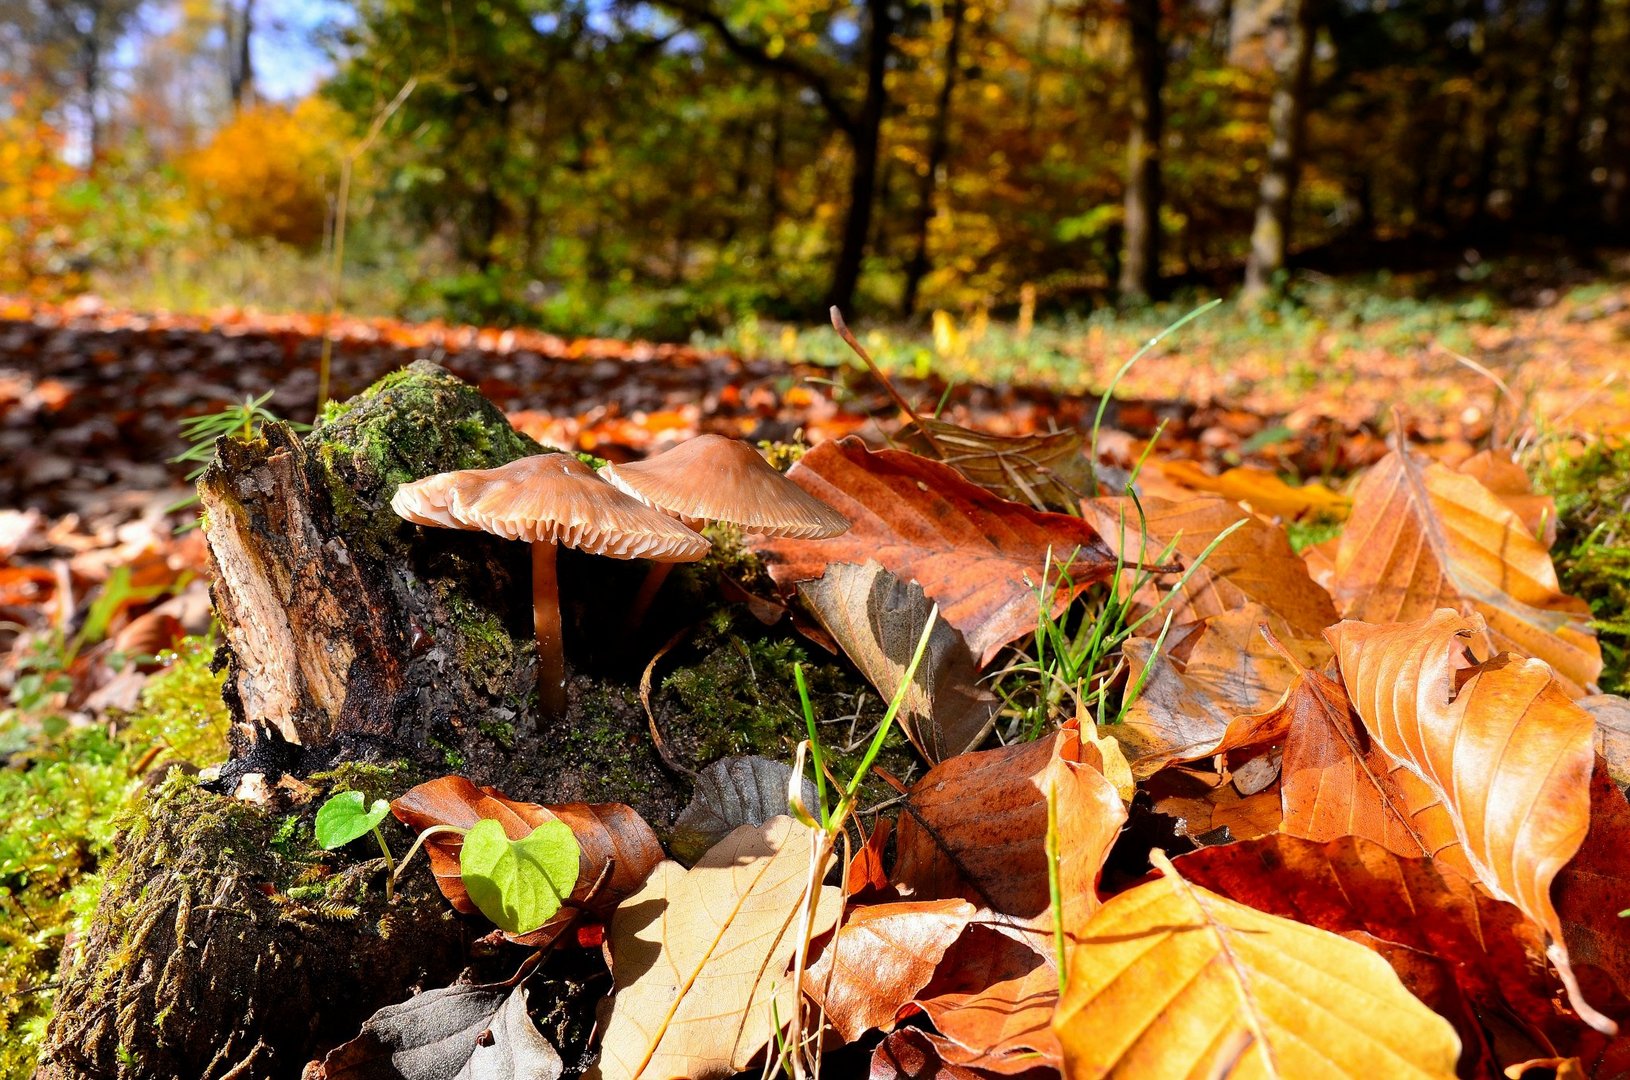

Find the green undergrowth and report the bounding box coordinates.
[0,638,229,1077]
[1537,439,1630,694]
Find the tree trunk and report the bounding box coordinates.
[1118,0,1165,304]
[226,0,255,109]
[1556,0,1602,215]
[1517,0,1568,214]
[1242,0,1318,303]
[827,0,894,314]
[901,0,968,317]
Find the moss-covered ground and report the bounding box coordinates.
[0,639,229,1078]
[1537,439,1630,694]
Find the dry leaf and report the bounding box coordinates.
[869,1027,1055,1080]
[912,923,1063,1072]
[1581,694,1630,787]
[1052,853,1462,1078]
[1176,833,1587,1078]
[669,756,816,865]
[1457,449,1556,547]
[1328,610,1611,1033]
[898,419,1094,512]
[1116,606,1329,777]
[588,817,841,1080]
[1331,446,1599,694]
[1158,459,1352,520]
[803,898,976,1042]
[892,720,1124,931]
[1550,759,1630,1028]
[798,561,999,760]
[749,438,1118,666]
[1083,495,1339,640]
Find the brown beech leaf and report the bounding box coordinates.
[1581,694,1630,787]
[1331,446,1600,695]
[1265,649,1463,865]
[1052,854,1462,1079]
[912,924,1062,1072]
[898,418,1094,513]
[1117,606,1330,777]
[1551,758,1630,1028]
[748,437,1118,666]
[587,817,841,1080]
[1457,449,1557,548]
[846,817,893,897]
[1175,833,1586,1078]
[869,1027,1056,1080]
[1146,767,1284,843]
[798,561,999,761]
[892,719,1125,930]
[1082,495,1339,640]
[1328,610,1612,1034]
[803,898,976,1042]
[390,776,662,943]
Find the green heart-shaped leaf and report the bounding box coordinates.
[459,818,581,934]
[315,791,390,850]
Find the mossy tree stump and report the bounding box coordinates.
[38,363,698,1079]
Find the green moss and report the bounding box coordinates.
[1536,440,1630,693]
[564,686,656,797]
[1285,517,1343,554]
[0,637,229,1078]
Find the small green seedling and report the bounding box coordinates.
[315,791,396,899]
[459,818,581,935]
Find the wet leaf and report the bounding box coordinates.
[749,437,1118,666]
[798,561,999,761]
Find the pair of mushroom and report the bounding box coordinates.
[391,435,849,721]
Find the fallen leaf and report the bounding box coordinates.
[1157,459,1351,520]
[1457,449,1556,547]
[897,419,1093,513]
[1052,853,1462,1078]
[798,561,999,761]
[892,720,1124,930]
[803,898,976,1042]
[1176,833,1581,1078]
[668,756,817,866]
[1146,768,1284,843]
[868,1027,1054,1080]
[587,817,841,1080]
[311,981,563,1080]
[1328,610,1611,1033]
[846,817,893,897]
[391,776,662,944]
[1116,606,1329,777]
[749,438,1118,666]
[911,924,1062,1071]
[1082,495,1339,640]
[1581,694,1630,787]
[1551,759,1630,1029]
[1331,446,1600,694]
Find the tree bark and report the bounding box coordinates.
[1242,0,1318,303]
[1119,0,1165,303]
[901,0,968,317]
[226,0,255,109]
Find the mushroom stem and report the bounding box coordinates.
[625,561,676,629]
[532,541,568,719]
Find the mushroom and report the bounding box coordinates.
[392,453,710,719]
[598,434,850,622]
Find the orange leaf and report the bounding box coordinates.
[1328,610,1611,1033]
[749,438,1118,666]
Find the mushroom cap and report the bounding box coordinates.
[598,434,850,539]
[391,453,711,561]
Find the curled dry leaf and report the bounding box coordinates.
[1052,853,1462,1079]
[802,898,976,1043]
[798,560,999,761]
[892,719,1124,931]
[668,755,816,866]
[896,418,1094,513]
[1175,833,1593,1078]
[1082,495,1339,641]
[1116,606,1329,778]
[1328,610,1611,1033]
[869,1027,1055,1080]
[1331,445,1600,695]
[587,817,841,1080]
[748,437,1118,667]
[310,981,563,1080]
[911,924,1062,1072]
[390,776,662,944]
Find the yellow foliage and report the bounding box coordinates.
[0,98,81,295]
[183,97,347,248]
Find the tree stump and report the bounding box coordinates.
[38,362,693,1078]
